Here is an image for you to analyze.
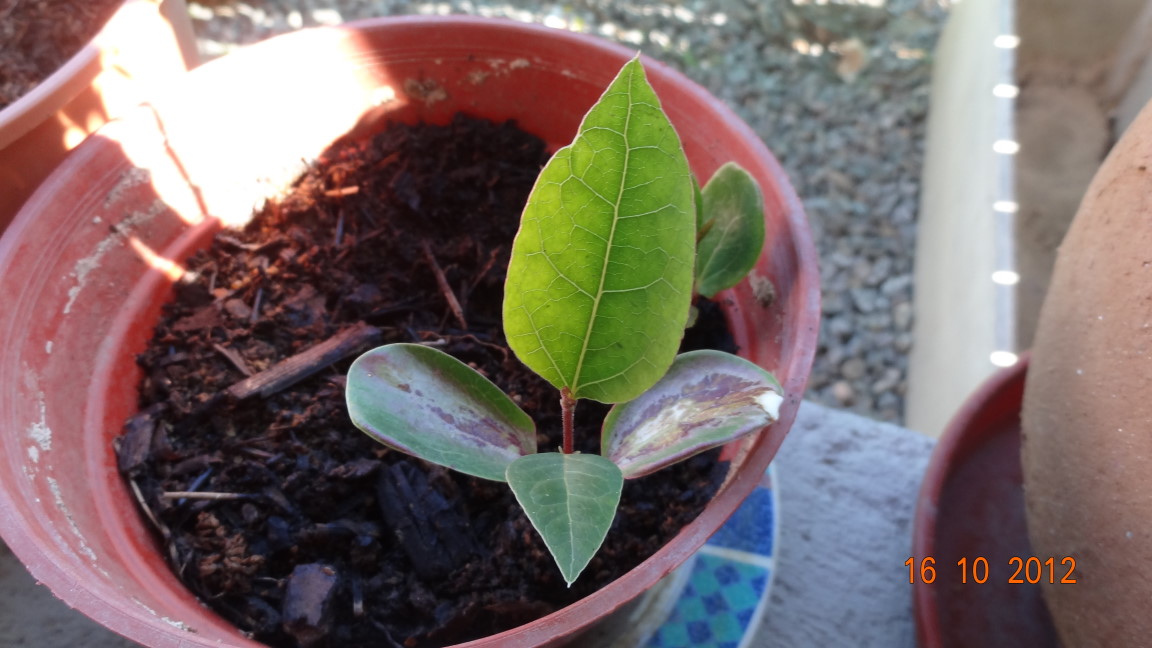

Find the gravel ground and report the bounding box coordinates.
[189,0,949,423]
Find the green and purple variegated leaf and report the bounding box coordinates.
[346,343,536,482]
[601,350,783,479]
[506,452,623,586]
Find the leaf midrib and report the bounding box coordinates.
[571,66,636,396]
[564,456,577,574]
[700,209,741,279]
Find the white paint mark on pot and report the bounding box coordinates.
[63,200,167,314]
[160,617,192,631]
[102,167,151,209]
[28,446,39,463]
[44,340,53,354]
[47,477,97,562]
[28,395,51,452]
[1076,368,1084,375]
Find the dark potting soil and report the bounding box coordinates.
[0,0,123,110]
[117,114,731,648]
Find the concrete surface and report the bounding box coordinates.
[0,540,136,647]
[758,403,934,647]
[0,402,936,647]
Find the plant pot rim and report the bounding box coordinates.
[912,352,1058,647]
[0,15,819,647]
[911,356,1026,645]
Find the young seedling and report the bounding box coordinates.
[346,57,782,586]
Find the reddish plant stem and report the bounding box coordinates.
[561,387,577,454]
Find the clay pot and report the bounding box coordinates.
[1021,96,1152,643]
[913,355,1060,647]
[0,0,198,234]
[0,17,818,647]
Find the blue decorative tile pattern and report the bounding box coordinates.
[705,487,775,556]
[646,466,776,648]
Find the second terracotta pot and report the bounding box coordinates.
[0,17,819,647]
[1022,92,1152,645]
[0,0,198,233]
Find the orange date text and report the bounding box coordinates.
[905,556,1077,584]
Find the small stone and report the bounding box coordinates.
[850,288,877,313]
[827,315,853,339]
[282,564,339,647]
[866,256,893,287]
[841,357,866,380]
[881,274,913,296]
[894,332,914,352]
[872,368,902,395]
[831,380,856,405]
[893,301,915,330]
[876,391,900,411]
[835,38,869,83]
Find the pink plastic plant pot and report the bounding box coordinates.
[0,17,819,647]
[0,0,199,234]
[911,354,1059,648]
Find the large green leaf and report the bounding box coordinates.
[602,350,783,479]
[506,452,624,586]
[346,344,536,482]
[503,57,696,404]
[695,162,765,298]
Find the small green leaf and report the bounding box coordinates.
[503,57,696,404]
[602,350,783,479]
[506,452,623,586]
[695,162,766,298]
[346,344,535,482]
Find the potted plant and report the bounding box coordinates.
[0,17,818,647]
[0,0,198,233]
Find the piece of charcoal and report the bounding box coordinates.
[376,462,479,581]
[115,403,166,474]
